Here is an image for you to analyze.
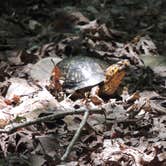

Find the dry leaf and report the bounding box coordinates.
[126,91,140,103]
[29,57,62,85]
[90,86,103,105]
[0,96,8,109]
[50,66,62,92]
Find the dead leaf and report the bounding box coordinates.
[0,119,8,128]
[34,135,62,159]
[50,66,62,92]
[92,139,158,165]
[5,78,38,99]
[0,96,8,109]
[29,57,62,85]
[20,50,38,64]
[158,152,166,162]
[5,95,20,106]
[126,91,140,103]
[90,86,103,105]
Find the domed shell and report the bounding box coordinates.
[57,56,108,91]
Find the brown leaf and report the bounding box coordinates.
[50,66,62,92]
[0,119,8,128]
[125,91,140,103]
[90,95,103,105]
[90,86,103,105]
[5,95,21,105]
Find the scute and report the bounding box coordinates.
[57,56,108,90]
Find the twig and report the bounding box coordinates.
[61,109,89,161]
[0,107,104,134]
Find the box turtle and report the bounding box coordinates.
[51,55,129,95]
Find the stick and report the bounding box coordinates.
[0,107,103,134]
[61,109,89,161]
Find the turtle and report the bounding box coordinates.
[50,55,130,98]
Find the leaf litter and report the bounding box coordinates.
[0,3,165,166]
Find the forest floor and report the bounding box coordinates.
[0,1,165,165]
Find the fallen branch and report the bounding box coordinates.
[0,107,104,134]
[61,109,89,161]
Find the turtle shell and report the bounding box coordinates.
[57,56,109,91]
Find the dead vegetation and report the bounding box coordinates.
[0,1,165,165]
